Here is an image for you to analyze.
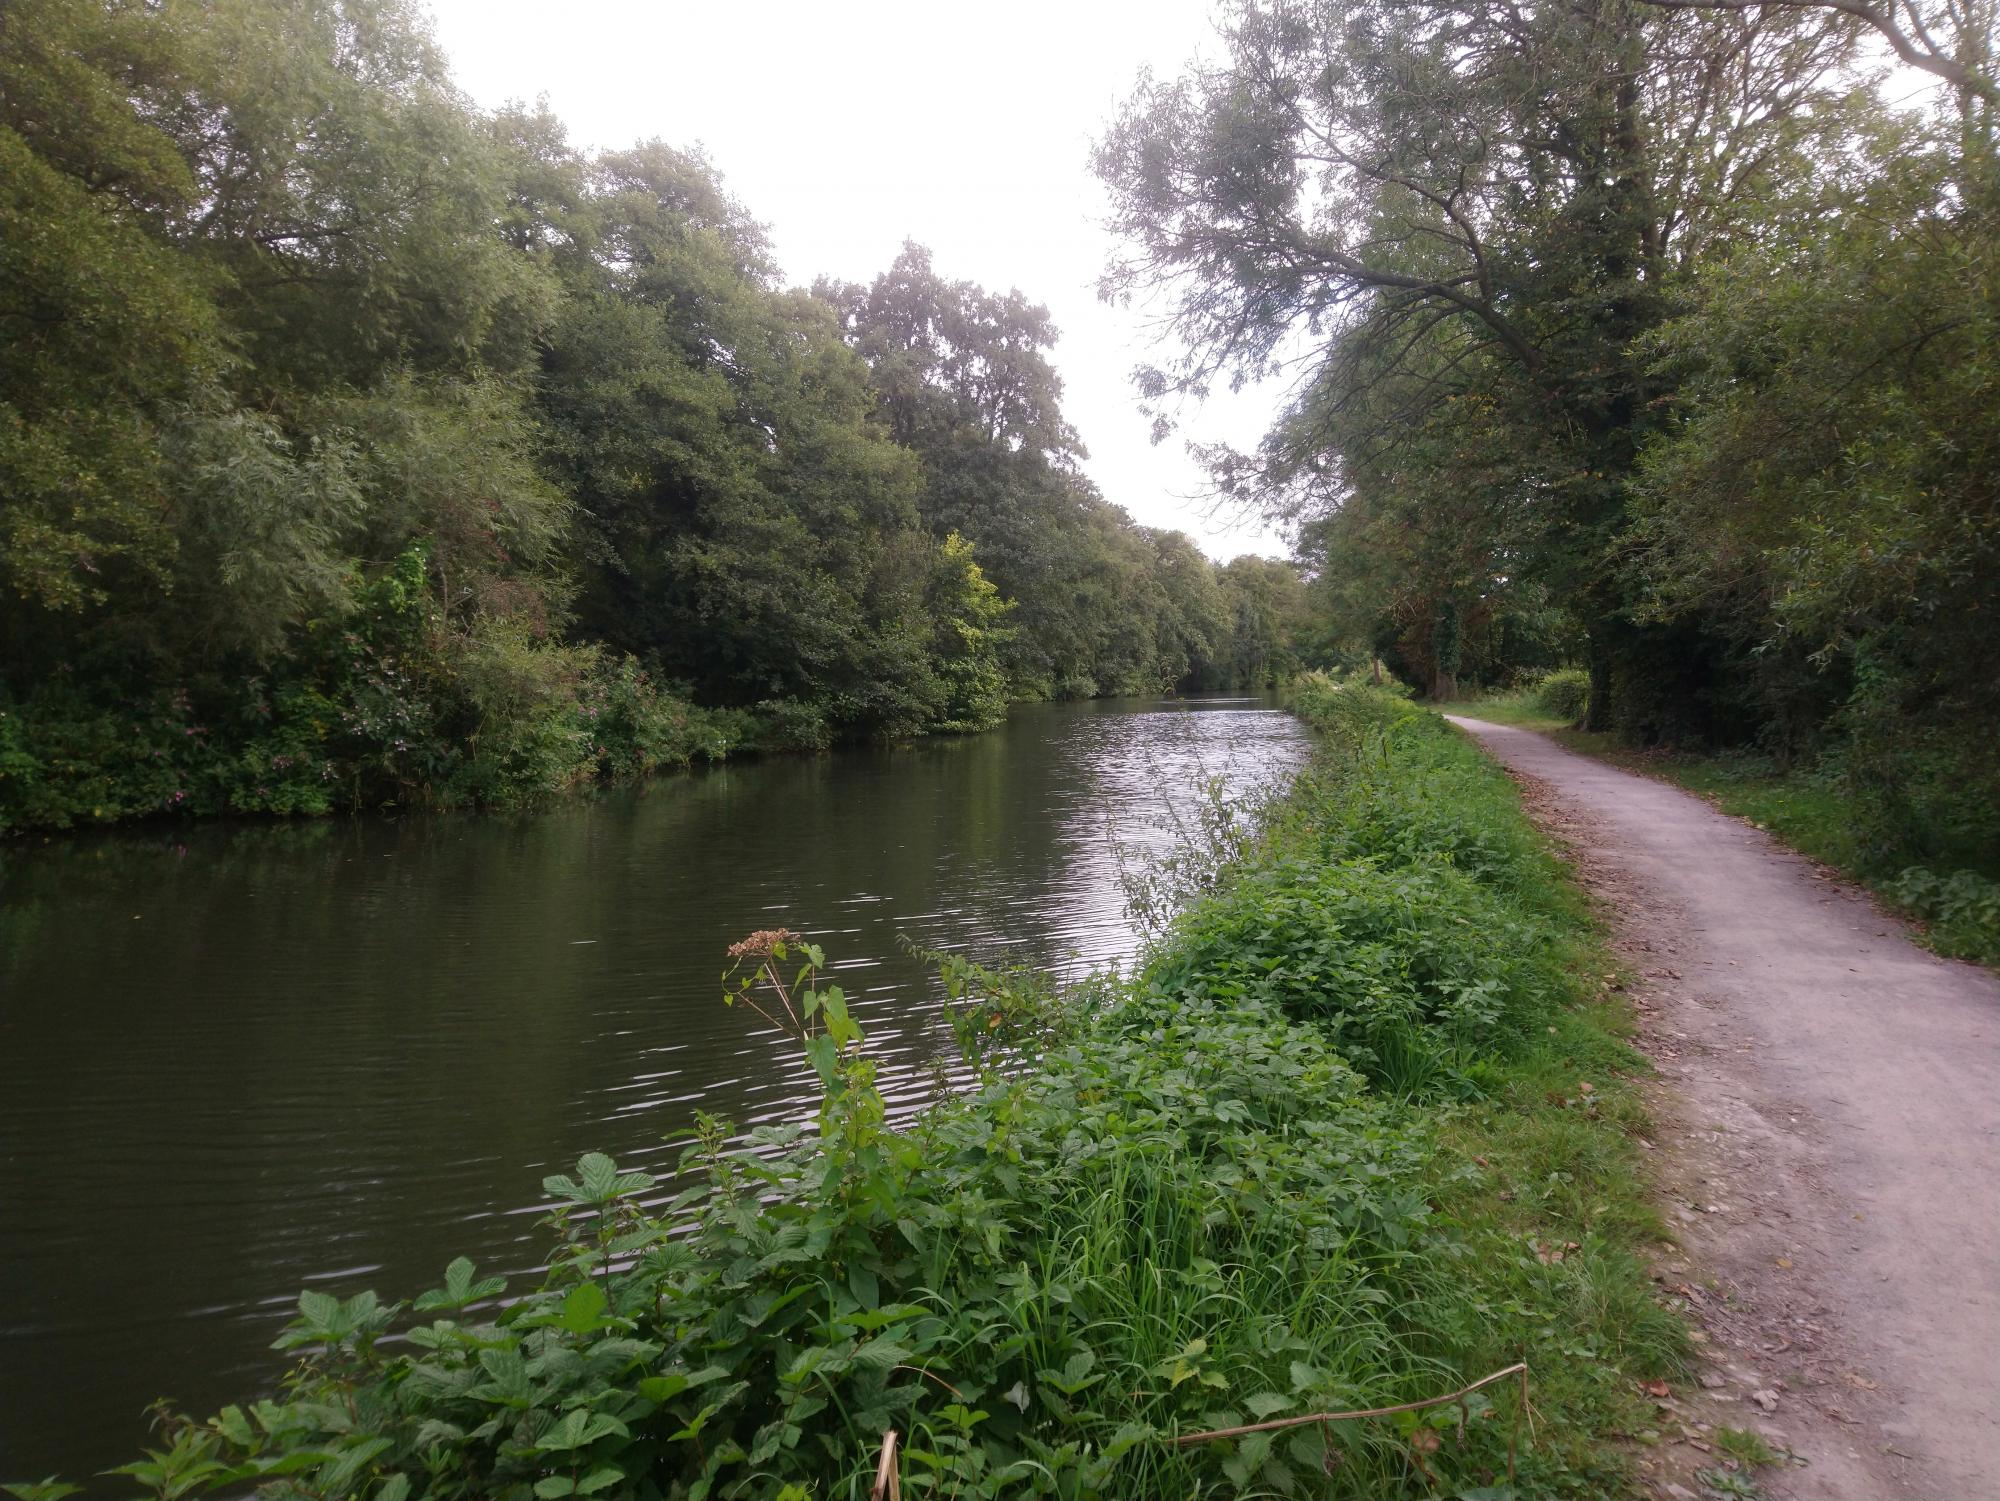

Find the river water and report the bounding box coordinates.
[0,695,1311,1480]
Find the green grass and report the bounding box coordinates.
[1712,1427,1783,1467]
[26,683,1686,1501]
[1455,689,2000,964]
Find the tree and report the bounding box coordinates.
[925,533,1015,731]
[1095,0,1865,725]
[1630,115,2000,859]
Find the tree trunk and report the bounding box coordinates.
[1585,640,1613,732]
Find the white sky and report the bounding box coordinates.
[420,0,1293,561]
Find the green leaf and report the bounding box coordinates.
[416,1256,506,1312]
[802,1035,840,1088]
[298,1289,340,1330]
[1102,1422,1155,1460]
[545,1152,652,1205]
[552,1281,614,1334]
[3,1481,84,1501]
[639,1365,730,1404]
[668,1400,724,1443]
[317,1437,393,1498]
[535,1409,630,1454]
[212,1407,255,1447]
[248,1451,338,1480]
[852,1336,909,1370]
[1037,1350,1102,1395]
[847,1262,880,1311]
[830,1303,928,1333]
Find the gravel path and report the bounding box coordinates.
[1448,717,2000,1500]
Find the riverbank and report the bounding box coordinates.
[22,686,1689,1500]
[0,671,1288,840]
[0,640,747,836]
[1457,691,2000,968]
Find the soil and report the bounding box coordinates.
[1447,717,2000,1501]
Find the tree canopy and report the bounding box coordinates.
[0,0,1317,831]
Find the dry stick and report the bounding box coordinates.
[759,958,805,1035]
[870,1428,901,1501]
[727,987,789,1039]
[1173,1361,1530,1453]
[890,1364,966,1399]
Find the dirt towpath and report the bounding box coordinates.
[1447,717,2000,1501]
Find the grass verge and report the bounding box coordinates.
[13,682,1682,1501]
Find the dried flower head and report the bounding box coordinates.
[727,928,802,959]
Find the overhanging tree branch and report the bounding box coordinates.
[1631,0,1997,101]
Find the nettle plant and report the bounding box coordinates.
[40,933,912,1501]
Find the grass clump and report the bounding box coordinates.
[28,685,1679,1500]
[1713,1427,1783,1467]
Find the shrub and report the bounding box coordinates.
[746,696,835,753]
[580,661,738,778]
[1535,668,1590,723]
[1155,695,1567,1095]
[0,563,736,832]
[1292,674,1423,753]
[1886,866,2000,964]
[1149,853,1557,1095]
[1052,672,1100,701]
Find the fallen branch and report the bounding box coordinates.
[1172,1361,1530,1447]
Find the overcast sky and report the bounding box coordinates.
[419,0,1292,560]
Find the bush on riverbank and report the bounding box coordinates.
[28,688,1678,1498]
[0,546,764,834]
[0,649,744,837]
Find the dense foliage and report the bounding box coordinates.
[11,688,1680,1499]
[1534,670,1592,726]
[0,0,1316,834]
[1095,0,2000,895]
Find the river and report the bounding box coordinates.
[0,695,1311,1480]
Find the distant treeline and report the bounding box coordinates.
[0,0,1316,832]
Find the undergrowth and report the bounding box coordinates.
[8,682,1680,1500]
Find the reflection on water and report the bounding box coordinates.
[0,695,1310,1477]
